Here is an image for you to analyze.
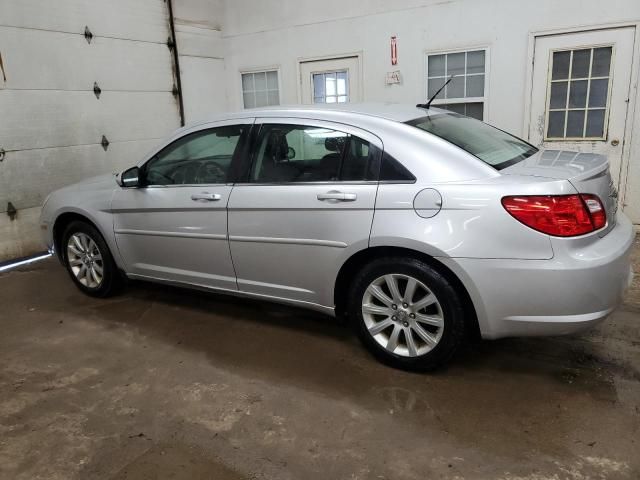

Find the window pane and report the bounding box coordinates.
[254,71,267,90]
[447,52,465,76]
[146,127,244,185]
[380,151,415,181]
[337,71,347,95]
[586,109,605,137]
[566,110,585,137]
[591,47,612,77]
[326,74,337,96]
[313,74,325,100]
[267,90,279,106]
[428,54,446,77]
[466,50,485,74]
[571,49,591,78]
[243,92,255,109]
[552,51,570,80]
[337,95,348,103]
[443,104,465,114]
[550,81,568,109]
[241,73,254,92]
[254,91,268,108]
[568,80,588,108]
[428,77,446,99]
[266,71,278,89]
[547,111,566,138]
[588,78,608,108]
[465,103,484,120]
[325,96,337,103]
[466,74,484,97]
[446,75,464,99]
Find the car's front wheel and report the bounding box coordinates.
[62,220,122,297]
[348,257,465,371]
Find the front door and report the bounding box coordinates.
[227,118,381,307]
[112,120,252,290]
[528,27,635,217]
[300,56,361,104]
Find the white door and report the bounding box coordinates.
[529,27,635,217]
[300,56,361,104]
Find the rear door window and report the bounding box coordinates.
[250,124,380,182]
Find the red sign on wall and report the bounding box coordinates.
[391,36,398,65]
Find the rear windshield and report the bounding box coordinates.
[406,114,538,170]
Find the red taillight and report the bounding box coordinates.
[501,194,606,237]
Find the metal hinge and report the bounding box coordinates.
[7,202,17,220]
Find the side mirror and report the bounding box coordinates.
[119,166,141,188]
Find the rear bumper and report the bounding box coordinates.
[443,213,635,339]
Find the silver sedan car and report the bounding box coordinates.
[40,104,635,370]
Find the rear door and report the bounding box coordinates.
[112,119,252,290]
[528,27,635,220]
[227,118,381,307]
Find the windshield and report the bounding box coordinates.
[406,114,538,170]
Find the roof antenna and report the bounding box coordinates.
[417,74,455,110]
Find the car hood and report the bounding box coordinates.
[501,149,608,181]
[57,173,118,193]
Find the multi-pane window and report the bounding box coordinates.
[242,70,279,109]
[545,47,612,140]
[313,71,349,103]
[426,49,486,120]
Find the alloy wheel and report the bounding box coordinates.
[361,274,444,357]
[66,232,104,288]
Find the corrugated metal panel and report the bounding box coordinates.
[0,0,181,259]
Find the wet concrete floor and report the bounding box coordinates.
[1,236,639,479]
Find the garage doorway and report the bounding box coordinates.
[528,27,636,219]
[299,56,361,104]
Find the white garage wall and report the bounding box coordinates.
[221,0,640,224]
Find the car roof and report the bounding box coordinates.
[189,103,446,128]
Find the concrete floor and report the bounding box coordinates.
[1,238,639,480]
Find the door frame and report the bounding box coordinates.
[296,51,364,104]
[523,22,640,214]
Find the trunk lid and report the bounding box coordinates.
[501,149,619,236]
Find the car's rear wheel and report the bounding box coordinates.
[62,221,122,297]
[348,257,465,371]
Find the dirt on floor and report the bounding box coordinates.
[0,236,639,480]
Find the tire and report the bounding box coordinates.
[61,220,122,297]
[348,257,465,371]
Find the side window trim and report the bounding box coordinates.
[239,117,383,185]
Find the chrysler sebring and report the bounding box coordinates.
[39,104,634,370]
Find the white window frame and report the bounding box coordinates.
[239,66,281,109]
[424,46,490,121]
[543,44,615,141]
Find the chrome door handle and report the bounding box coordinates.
[191,192,221,201]
[317,191,357,202]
